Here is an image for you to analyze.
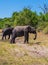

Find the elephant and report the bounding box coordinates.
[10,25,37,43]
[2,27,14,40]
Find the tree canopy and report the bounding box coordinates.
[0,7,48,34]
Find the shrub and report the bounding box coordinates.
[37,22,48,32]
[43,26,48,34]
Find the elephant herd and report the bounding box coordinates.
[2,25,37,43]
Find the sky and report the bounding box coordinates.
[0,0,48,18]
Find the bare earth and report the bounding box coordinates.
[14,32,48,58]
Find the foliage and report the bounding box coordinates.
[43,26,48,34]
[0,7,48,34]
[37,22,48,31]
[0,8,38,28]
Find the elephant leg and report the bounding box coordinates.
[12,38,15,43]
[24,32,27,43]
[24,32,29,43]
[10,38,15,43]
[2,34,5,40]
[2,36,4,40]
[5,36,6,40]
[8,35,10,39]
[2,35,6,40]
[10,38,13,43]
[2,33,4,40]
[26,33,29,43]
[10,34,16,43]
[24,36,26,43]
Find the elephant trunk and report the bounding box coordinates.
[34,31,37,40]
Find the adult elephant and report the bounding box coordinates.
[10,25,37,43]
[2,27,14,40]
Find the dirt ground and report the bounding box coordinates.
[14,32,48,58]
[0,32,48,65]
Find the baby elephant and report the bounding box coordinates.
[10,25,37,43]
[2,27,14,40]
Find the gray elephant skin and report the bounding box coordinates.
[10,25,37,43]
[2,27,14,40]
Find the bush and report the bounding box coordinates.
[43,26,48,34]
[37,22,48,32]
